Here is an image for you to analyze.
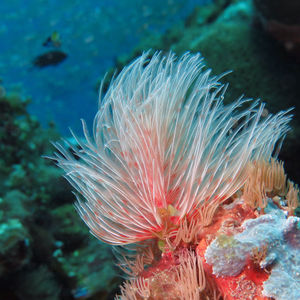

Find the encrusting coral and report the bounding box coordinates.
[53,52,299,299]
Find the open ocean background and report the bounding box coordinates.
[0,0,210,135]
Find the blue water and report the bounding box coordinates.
[0,0,210,135]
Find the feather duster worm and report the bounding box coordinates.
[53,52,291,246]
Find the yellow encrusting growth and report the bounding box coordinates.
[243,161,268,211]
[242,158,299,215]
[243,158,288,212]
[264,158,287,196]
[286,180,299,216]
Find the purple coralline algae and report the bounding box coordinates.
[205,202,300,299]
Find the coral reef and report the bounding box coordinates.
[56,53,299,299]
[2,1,300,299]
[0,85,121,299]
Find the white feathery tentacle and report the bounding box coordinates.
[53,52,292,245]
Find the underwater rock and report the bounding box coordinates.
[33,50,67,67]
[253,0,300,60]
[0,84,120,299]
[51,204,89,250]
[253,0,300,24]
[0,218,31,276]
[15,266,61,300]
[1,190,30,219]
[57,237,121,299]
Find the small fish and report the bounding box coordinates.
[43,31,61,48]
[33,50,67,67]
